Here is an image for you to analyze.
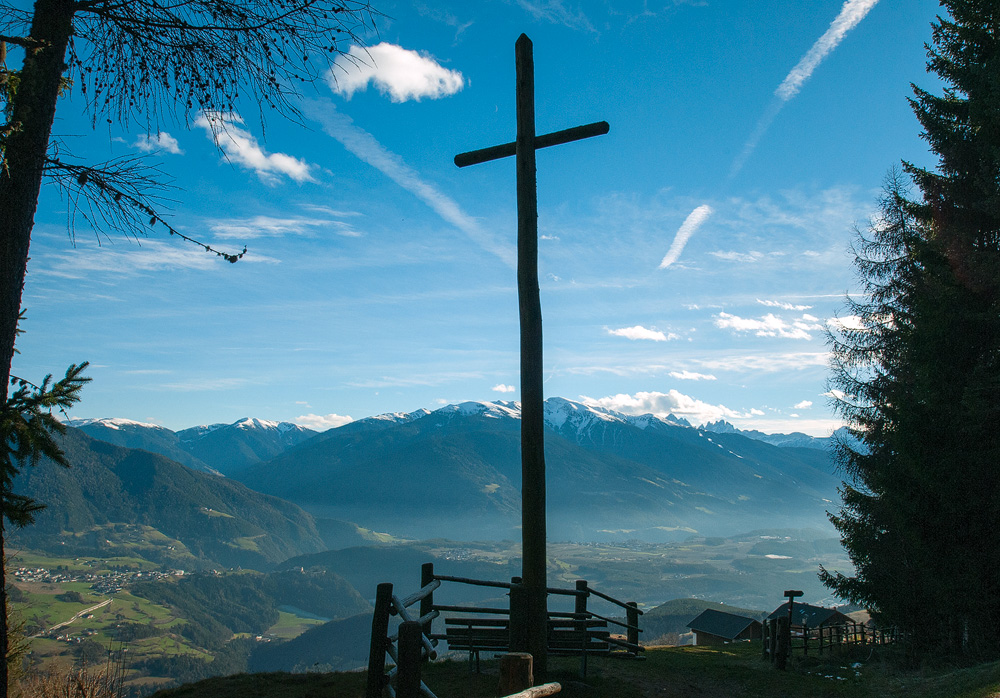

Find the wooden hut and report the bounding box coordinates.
[686,609,762,645]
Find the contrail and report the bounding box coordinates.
[776,0,881,101]
[658,205,713,269]
[728,0,880,180]
[304,99,516,268]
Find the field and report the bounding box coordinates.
[265,611,325,641]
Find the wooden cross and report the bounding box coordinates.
[454,33,608,680]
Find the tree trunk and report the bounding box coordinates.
[0,3,77,694]
[0,0,76,398]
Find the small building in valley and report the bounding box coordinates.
[686,609,762,645]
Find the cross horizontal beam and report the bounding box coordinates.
[454,121,610,168]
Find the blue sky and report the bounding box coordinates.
[13,0,943,435]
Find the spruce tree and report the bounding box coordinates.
[821,0,1000,656]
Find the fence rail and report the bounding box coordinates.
[367,562,643,698]
[762,617,899,667]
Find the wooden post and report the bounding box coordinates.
[626,602,640,651]
[366,583,393,698]
[775,617,789,670]
[575,580,588,675]
[762,619,770,661]
[498,653,534,697]
[818,625,824,655]
[397,621,423,698]
[509,577,528,655]
[802,622,808,656]
[420,562,435,648]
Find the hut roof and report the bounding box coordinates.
[767,602,851,627]
[686,609,761,640]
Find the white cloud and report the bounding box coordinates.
[306,99,516,268]
[209,215,355,240]
[659,204,713,268]
[758,298,812,311]
[714,312,824,340]
[195,112,314,184]
[158,377,254,392]
[697,352,828,373]
[492,384,516,393]
[33,239,221,279]
[134,132,183,154]
[607,326,672,342]
[514,0,596,33]
[739,416,845,437]
[669,370,717,381]
[580,390,752,426]
[776,0,881,101]
[794,400,813,409]
[330,43,465,102]
[295,413,354,430]
[827,314,868,332]
[709,250,765,263]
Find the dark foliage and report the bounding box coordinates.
[53,590,84,603]
[113,621,163,642]
[261,569,369,620]
[133,637,255,686]
[131,573,279,650]
[821,0,1000,657]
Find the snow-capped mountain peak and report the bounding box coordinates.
[435,400,522,420]
[65,417,164,431]
[366,408,432,425]
[543,397,624,430]
[234,417,301,432]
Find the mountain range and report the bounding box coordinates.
[67,416,317,476]
[235,398,842,540]
[52,398,846,545]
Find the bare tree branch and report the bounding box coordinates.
[43,153,246,262]
[67,0,378,129]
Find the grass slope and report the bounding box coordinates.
[150,644,1000,698]
[10,428,326,570]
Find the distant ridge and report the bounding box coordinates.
[236,397,841,542]
[10,427,326,569]
[69,416,317,477]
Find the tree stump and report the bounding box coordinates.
[498,653,534,697]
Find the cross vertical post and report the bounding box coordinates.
[454,33,608,684]
[515,33,547,682]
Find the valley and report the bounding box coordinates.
[7,398,855,693]
[9,528,853,691]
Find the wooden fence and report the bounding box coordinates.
[762,617,900,666]
[367,562,643,698]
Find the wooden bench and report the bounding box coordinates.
[441,617,610,673]
[547,619,610,655]
[443,617,510,671]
